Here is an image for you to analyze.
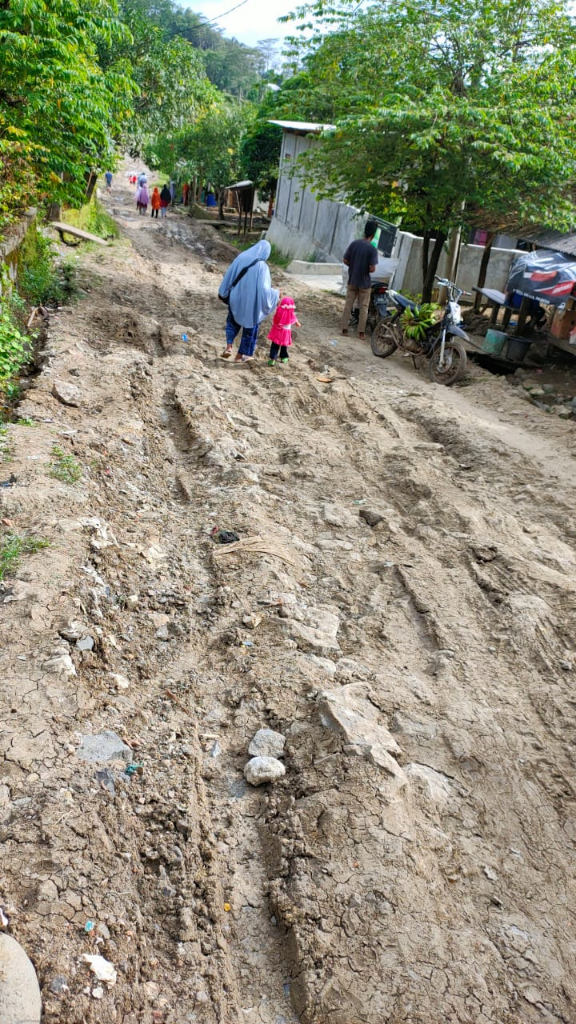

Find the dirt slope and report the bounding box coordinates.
[1,182,576,1024]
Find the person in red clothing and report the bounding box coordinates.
[341,220,379,340]
[150,187,161,218]
[267,294,300,365]
[182,181,189,206]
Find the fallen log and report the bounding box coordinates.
[50,221,108,246]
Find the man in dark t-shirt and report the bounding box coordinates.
[341,220,378,339]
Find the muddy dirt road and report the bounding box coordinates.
[1,183,576,1024]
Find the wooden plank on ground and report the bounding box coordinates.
[50,222,108,246]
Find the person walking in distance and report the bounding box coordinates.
[341,220,379,340]
[151,187,161,218]
[104,170,113,193]
[159,184,171,218]
[267,294,300,366]
[135,181,149,215]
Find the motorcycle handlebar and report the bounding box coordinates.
[434,276,469,296]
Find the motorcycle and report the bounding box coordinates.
[370,276,471,385]
[349,281,391,334]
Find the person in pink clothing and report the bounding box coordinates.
[267,294,300,365]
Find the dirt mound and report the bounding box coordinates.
[1,177,576,1024]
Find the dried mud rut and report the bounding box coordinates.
[2,182,576,1024]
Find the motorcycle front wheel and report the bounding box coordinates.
[428,339,467,385]
[371,318,400,358]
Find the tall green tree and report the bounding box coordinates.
[279,0,576,298]
[0,0,135,226]
[99,0,216,149]
[241,121,282,203]
[143,102,244,213]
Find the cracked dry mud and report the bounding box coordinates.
[1,179,576,1024]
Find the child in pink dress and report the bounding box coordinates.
[267,294,301,365]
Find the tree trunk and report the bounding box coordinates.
[421,230,431,288]
[422,231,447,302]
[85,171,97,201]
[438,225,462,304]
[46,202,61,222]
[218,188,225,219]
[474,231,496,310]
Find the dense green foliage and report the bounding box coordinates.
[0,0,135,224]
[0,0,265,229]
[143,102,244,206]
[0,302,30,391]
[278,0,576,295]
[241,121,283,202]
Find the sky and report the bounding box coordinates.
[180,0,296,47]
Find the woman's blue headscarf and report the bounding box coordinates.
[219,240,279,328]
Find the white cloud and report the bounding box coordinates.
[180,0,296,47]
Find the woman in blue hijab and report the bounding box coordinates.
[219,240,279,361]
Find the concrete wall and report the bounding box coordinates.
[267,132,363,262]
[0,209,37,298]
[391,231,523,296]
[268,130,523,294]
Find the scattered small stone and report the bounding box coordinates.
[559,660,572,671]
[58,620,85,641]
[0,934,42,1024]
[52,380,83,407]
[211,528,240,544]
[95,768,116,795]
[555,405,572,419]
[110,673,130,690]
[38,879,58,901]
[82,954,117,987]
[42,652,76,676]
[126,594,139,609]
[244,756,286,786]
[76,635,95,652]
[49,976,69,995]
[92,986,105,999]
[248,728,286,759]
[77,731,132,763]
[155,625,169,640]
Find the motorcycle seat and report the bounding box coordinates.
[391,293,417,312]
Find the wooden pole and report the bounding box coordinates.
[474,232,496,311]
[439,225,462,304]
[516,295,532,336]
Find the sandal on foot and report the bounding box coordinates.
[267,359,276,366]
[221,349,232,359]
[280,358,289,363]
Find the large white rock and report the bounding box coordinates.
[318,683,404,778]
[0,934,42,1024]
[244,756,286,786]
[286,606,340,654]
[52,380,83,407]
[248,729,285,759]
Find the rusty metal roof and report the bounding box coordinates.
[519,227,576,256]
